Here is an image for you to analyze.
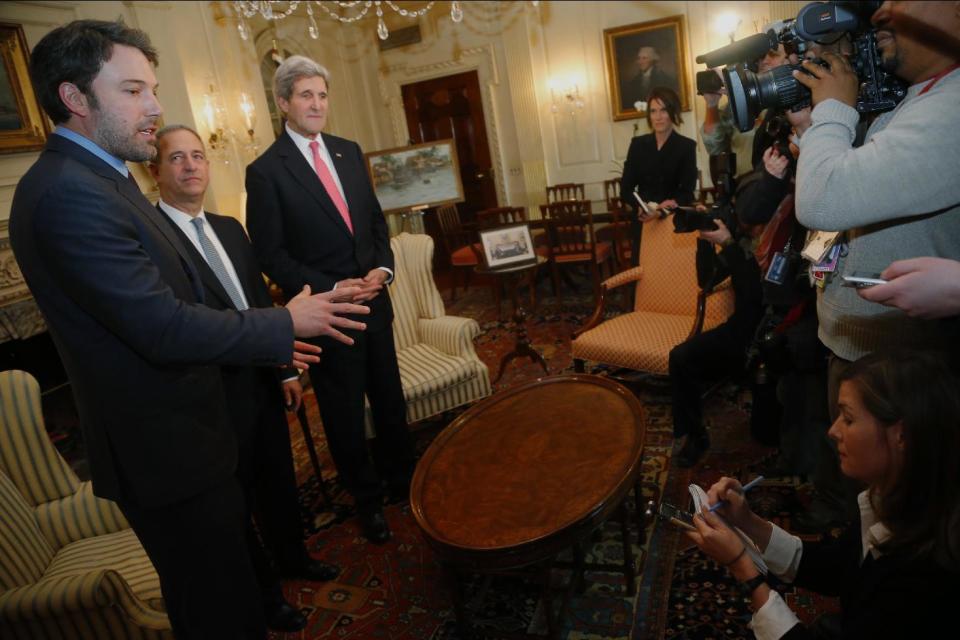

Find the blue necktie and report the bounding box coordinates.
[189,217,247,311]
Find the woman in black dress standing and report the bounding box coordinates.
[620,86,697,257]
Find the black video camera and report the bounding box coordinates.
[670,201,736,234]
[696,1,907,132]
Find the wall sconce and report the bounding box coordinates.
[549,77,586,116]
[239,92,260,156]
[714,12,742,43]
[201,84,231,164]
[199,84,261,164]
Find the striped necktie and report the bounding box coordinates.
[189,217,247,311]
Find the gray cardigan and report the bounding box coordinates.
[795,68,960,361]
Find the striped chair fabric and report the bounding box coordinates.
[571,215,735,374]
[0,370,172,638]
[365,233,491,431]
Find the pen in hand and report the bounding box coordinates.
[708,475,764,513]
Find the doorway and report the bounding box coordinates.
[401,70,498,267]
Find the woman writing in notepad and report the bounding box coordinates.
[687,349,960,639]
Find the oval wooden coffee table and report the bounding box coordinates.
[410,374,645,636]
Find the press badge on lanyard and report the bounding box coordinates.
[765,252,789,284]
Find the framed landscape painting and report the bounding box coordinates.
[365,139,464,214]
[603,15,691,121]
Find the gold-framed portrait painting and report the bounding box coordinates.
[604,15,691,121]
[0,22,49,154]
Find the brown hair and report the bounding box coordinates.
[645,86,683,128]
[839,349,960,570]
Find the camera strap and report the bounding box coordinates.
[918,63,960,96]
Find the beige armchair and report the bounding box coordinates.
[571,215,735,375]
[0,370,172,638]
[365,233,492,431]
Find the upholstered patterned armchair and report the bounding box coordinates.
[0,370,172,638]
[364,233,491,431]
[571,215,735,375]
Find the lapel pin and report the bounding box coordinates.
[335,152,342,158]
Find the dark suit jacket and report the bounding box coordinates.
[620,131,698,207]
[9,134,293,508]
[158,207,289,448]
[245,130,394,333]
[782,521,957,639]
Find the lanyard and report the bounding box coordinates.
[918,63,960,95]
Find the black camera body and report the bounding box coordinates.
[695,69,724,95]
[698,1,907,132]
[671,208,719,233]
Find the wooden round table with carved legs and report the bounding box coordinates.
[410,374,646,638]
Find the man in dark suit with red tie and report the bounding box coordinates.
[245,55,414,543]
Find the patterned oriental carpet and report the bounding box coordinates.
[44,271,837,639]
[270,274,839,640]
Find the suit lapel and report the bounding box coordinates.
[277,131,354,240]
[156,205,236,309]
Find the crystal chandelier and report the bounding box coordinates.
[232,1,465,42]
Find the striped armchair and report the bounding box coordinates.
[365,233,491,431]
[0,370,172,638]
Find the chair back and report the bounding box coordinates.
[540,200,596,260]
[435,204,473,248]
[0,469,54,591]
[546,183,585,203]
[388,233,446,352]
[0,370,79,507]
[603,178,621,212]
[632,215,703,315]
[475,206,528,229]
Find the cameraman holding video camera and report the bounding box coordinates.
[791,0,960,530]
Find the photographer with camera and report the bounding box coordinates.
[672,97,833,471]
[790,0,960,530]
[700,35,798,177]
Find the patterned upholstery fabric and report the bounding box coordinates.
[365,233,491,431]
[0,371,172,638]
[571,216,735,374]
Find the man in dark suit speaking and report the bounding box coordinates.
[10,20,369,639]
[152,124,339,633]
[246,55,414,544]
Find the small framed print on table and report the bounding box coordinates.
[479,224,537,270]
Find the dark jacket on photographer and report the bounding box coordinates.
[736,163,824,374]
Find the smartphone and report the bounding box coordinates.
[841,272,888,288]
[657,502,696,531]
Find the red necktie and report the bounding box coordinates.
[309,140,353,234]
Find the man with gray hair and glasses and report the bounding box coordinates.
[246,55,414,545]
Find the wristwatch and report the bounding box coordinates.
[739,573,767,598]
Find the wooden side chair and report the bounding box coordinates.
[545,182,585,203]
[434,204,480,301]
[603,178,621,211]
[540,199,613,307]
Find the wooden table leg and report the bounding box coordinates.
[493,267,549,384]
[297,403,332,506]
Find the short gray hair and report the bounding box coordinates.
[153,124,204,164]
[273,55,330,105]
[638,46,660,62]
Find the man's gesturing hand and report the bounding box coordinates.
[286,285,370,345]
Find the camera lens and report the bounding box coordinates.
[724,64,810,132]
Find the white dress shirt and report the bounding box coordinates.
[750,490,889,639]
[158,200,249,310]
